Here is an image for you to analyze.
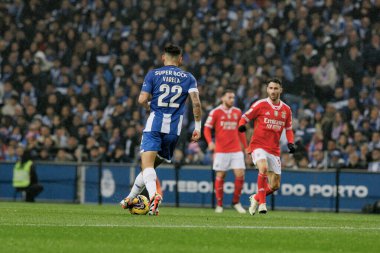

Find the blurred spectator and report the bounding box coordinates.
[2,95,22,116]
[123,126,139,163]
[109,145,128,163]
[346,152,366,170]
[185,142,204,165]
[281,153,297,170]
[55,148,74,162]
[309,150,326,170]
[327,150,345,168]
[313,56,337,102]
[368,148,380,172]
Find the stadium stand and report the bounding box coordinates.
[0,0,379,171]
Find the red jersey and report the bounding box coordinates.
[240,98,294,156]
[204,105,248,153]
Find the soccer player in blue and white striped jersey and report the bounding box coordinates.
[120,45,202,215]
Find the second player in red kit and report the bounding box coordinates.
[204,89,248,213]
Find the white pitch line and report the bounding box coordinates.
[1,223,379,231]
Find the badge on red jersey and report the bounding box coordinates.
[281,111,286,119]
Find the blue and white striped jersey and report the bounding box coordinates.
[141,65,198,136]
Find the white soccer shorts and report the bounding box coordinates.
[213,151,246,171]
[251,148,281,174]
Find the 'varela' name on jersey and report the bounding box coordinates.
[141,66,198,136]
[162,76,180,83]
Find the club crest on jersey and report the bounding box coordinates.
[274,111,278,117]
[233,113,238,120]
[281,111,286,119]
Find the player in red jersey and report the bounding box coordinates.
[238,78,295,215]
[204,89,249,213]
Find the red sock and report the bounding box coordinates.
[215,176,224,207]
[232,176,244,204]
[257,173,267,204]
[254,183,274,201]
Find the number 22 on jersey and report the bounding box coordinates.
[157,84,182,108]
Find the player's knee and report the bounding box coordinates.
[234,169,245,178]
[216,172,226,180]
[259,167,268,174]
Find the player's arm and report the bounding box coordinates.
[189,91,202,141]
[139,71,153,113]
[285,110,295,153]
[138,92,151,112]
[238,105,258,132]
[236,110,248,148]
[238,130,248,149]
[204,111,216,150]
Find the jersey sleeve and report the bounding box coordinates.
[285,108,293,130]
[203,125,212,144]
[204,109,217,129]
[141,71,153,94]
[237,110,248,148]
[285,107,294,143]
[188,74,198,93]
[241,101,261,123]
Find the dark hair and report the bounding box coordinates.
[265,78,282,86]
[222,88,235,96]
[21,149,32,164]
[164,44,182,56]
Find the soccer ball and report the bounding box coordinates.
[129,195,150,215]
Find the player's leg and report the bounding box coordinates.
[215,170,226,213]
[142,150,163,216]
[231,169,246,213]
[213,153,229,213]
[249,149,269,215]
[139,131,162,199]
[266,171,281,194]
[136,132,162,215]
[141,151,159,196]
[264,153,282,197]
[121,132,164,210]
[146,133,179,215]
[231,152,246,213]
[152,156,164,196]
[254,152,282,214]
[142,154,165,215]
[256,159,269,214]
[121,151,164,209]
[120,171,145,209]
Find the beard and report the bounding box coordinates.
[269,93,279,101]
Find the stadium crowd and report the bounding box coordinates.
[0,0,379,171]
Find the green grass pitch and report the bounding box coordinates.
[0,202,379,253]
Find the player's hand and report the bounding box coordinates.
[191,130,201,142]
[238,125,246,132]
[208,142,215,151]
[288,143,296,154]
